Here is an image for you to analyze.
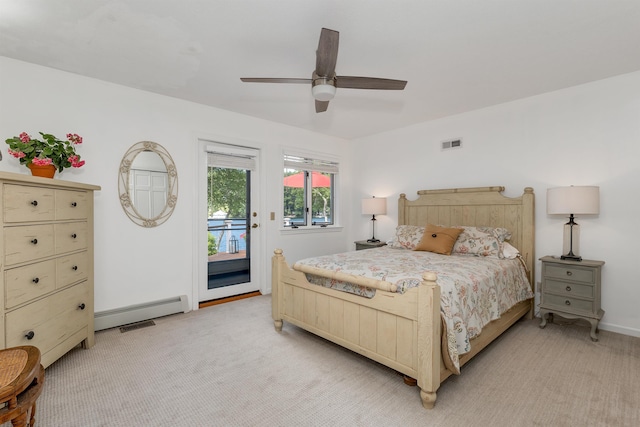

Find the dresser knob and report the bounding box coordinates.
[566,286,572,292]
[566,271,573,276]
[565,300,571,306]
[72,265,78,271]
[30,238,38,245]
[25,331,35,340]
[31,200,38,206]
[78,303,86,310]
[32,277,40,284]
[71,233,77,239]
[71,202,78,207]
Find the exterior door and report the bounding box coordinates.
[199,144,260,302]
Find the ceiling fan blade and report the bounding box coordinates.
[315,100,329,113]
[335,76,407,90]
[240,78,312,84]
[315,28,339,77]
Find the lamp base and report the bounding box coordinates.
[367,238,380,243]
[561,254,582,261]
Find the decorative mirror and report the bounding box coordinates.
[118,141,178,227]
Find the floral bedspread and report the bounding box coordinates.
[294,247,533,372]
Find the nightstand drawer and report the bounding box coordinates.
[544,294,594,314]
[544,264,595,284]
[545,279,594,299]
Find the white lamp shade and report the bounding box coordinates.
[547,186,600,215]
[362,197,387,215]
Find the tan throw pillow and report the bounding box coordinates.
[414,224,463,255]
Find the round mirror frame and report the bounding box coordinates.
[118,141,178,227]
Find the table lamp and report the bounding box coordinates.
[362,196,387,243]
[547,186,600,261]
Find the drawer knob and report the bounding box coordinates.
[566,271,573,276]
[78,303,86,310]
[31,200,38,206]
[30,238,38,245]
[25,331,35,340]
[566,286,572,292]
[32,277,40,284]
[71,233,77,239]
[71,202,78,207]
[72,265,78,271]
[565,300,571,306]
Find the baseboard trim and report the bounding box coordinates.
[598,321,640,338]
[95,295,189,331]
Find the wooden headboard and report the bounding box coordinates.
[398,186,535,287]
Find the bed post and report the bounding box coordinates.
[522,187,535,319]
[417,271,440,409]
[398,193,407,225]
[272,249,284,331]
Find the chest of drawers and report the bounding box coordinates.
[0,172,100,367]
[538,256,605,341]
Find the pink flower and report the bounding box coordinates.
[8,149,26,159]
[19,132,31,143]
[68,155,85,168]
[67,133,83,144]
[31,157,53,166]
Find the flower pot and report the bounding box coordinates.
[28,164,57,178]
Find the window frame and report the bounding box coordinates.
[282,150,339,231]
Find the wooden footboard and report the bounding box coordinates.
[272,249,444,409]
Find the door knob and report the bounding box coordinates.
[252,223,259,228]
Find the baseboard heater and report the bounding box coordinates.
[94,295,189,331]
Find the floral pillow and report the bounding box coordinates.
[451,226,512,258]
[386,225,425,250]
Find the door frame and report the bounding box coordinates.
[193,135,266,310]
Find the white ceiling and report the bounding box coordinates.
[2,0,640,139]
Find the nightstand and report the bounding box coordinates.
[539,256,605,341]
[354,240,387,251]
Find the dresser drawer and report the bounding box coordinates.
[544,279,594,299]
[5,281,90,353]
[543,293,595,315]
[56,251,88,288]
[4,259,56,309]
[54,222,88,254]
[3,184,55,223]
[55,190,89,220]
[4,224,55,265]
[544,263,595,284]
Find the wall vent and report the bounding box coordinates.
[441,139,463,150]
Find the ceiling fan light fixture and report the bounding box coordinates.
[312,83,336,101]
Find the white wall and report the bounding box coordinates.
[0,57,353,312]
[348,71,640,337]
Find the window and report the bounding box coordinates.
[283,153,338,228]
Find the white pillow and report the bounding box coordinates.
[501,242,520,259]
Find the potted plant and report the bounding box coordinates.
[5,131,85,178]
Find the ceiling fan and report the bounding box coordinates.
[241,28,408,113]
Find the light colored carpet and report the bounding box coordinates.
[14,295,640,426]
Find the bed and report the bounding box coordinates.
[271,186,535,409]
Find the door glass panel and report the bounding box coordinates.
[207,166,250,289]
